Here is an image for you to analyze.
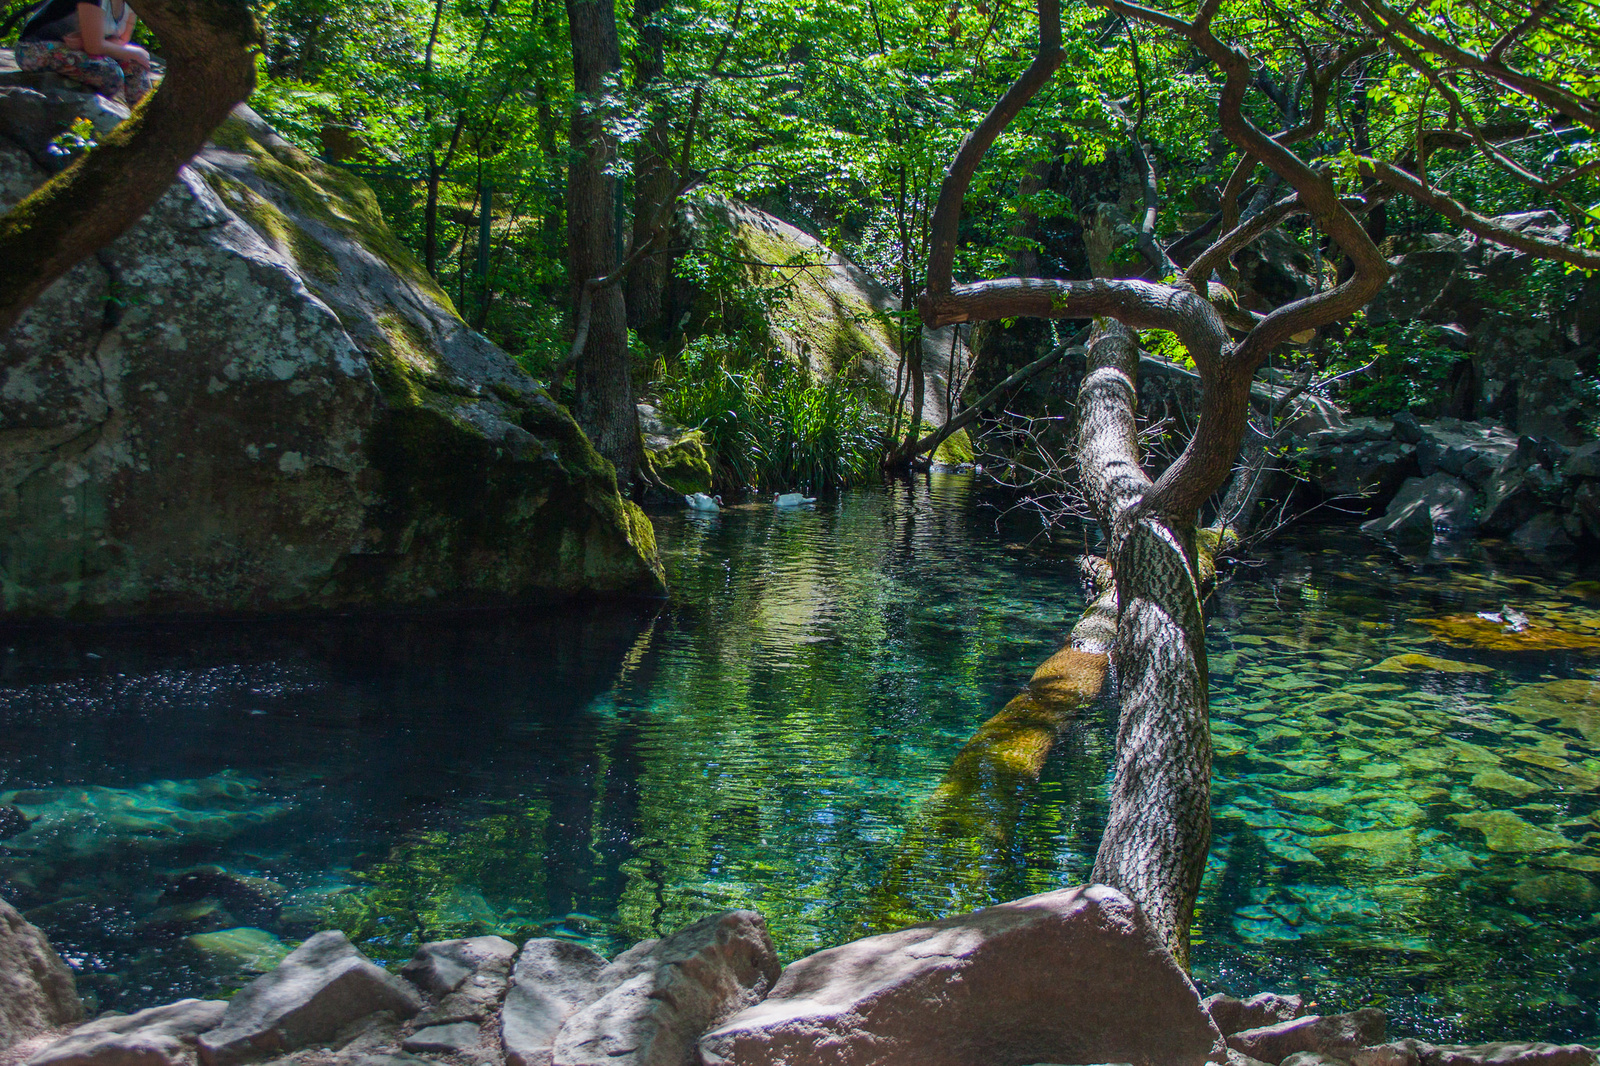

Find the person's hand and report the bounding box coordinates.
[123,43,151,69]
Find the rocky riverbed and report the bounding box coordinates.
[3,889,1595,1066]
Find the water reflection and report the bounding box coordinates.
[1,478,1598,1044]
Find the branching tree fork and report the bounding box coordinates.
[915,0,1599,964]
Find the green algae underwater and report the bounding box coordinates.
[1,474,1598,1043]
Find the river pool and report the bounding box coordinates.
[1,474,1597,1042]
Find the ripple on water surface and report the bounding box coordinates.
[1,476,1598,1044]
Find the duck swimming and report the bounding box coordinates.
[773,492,816,508]
[686,492,723,511]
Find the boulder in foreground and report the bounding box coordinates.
[27,999,225,1066]
[553,910,779,1066]
[197,931,421,1066]
[698,884,1223,1066]
[1,897,83,1054]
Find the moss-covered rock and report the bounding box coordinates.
[681,193,965,426]
[638,401,713,495]
[0,90,663,616]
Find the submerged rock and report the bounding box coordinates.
[1500,680,1600,742]
[183,928,290,977]
[1,896,84,1053]
[27,999,226,1066]
[1368,653,1491,675]
[0,80,662,618]
[197,931,421,1066]
[0,774,289,861]
[698,885,1222,1066]
[553,910,779,1066]
[1410,615,1600,654]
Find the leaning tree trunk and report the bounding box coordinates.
[1074,320,1212,964]
[566,0,642,491]
[0,0,259,338]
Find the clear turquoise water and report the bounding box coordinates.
[1,475,1596,1042]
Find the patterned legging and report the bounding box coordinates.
[14,40,152,105]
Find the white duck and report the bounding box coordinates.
[773,492,817,508]
[685,492,723,511]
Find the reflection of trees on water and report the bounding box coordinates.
[595,475,1090,955]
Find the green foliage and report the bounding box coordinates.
[1326,318,1465,416]
[658,355,887,494]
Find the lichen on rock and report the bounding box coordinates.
[0,79,663,617]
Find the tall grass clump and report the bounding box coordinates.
[658,340,888,494]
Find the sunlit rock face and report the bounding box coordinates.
[0,74,663,617]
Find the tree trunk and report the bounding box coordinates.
[1074,320,1212,966]
[625,0,675,336]
[566,0,641,491]
[0,0,259,338]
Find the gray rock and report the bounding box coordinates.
[1302,438,1418,503]
[400,1024,482,1056]
[1361,474,1477,541]
[27,999,226,1066]
[556,911,779,1066]
[1480,457,1559,534]
[197,931,422,1066]
[1561,441,1600,480]
[499,939,607,1066]
[402,937,516,999]
[0,86,663,620]
[1352,1045,1422,1066]
[1511,512,1573,553]
[1,896,83,1053]
[1202,994,1304,1037]
[1226,1010,1386,1065]
[1574,482,1600,540]
[1419,1044,1596,1066]
[1281,1055,1347,1066]
[699,886,1222,1066]
[1410,420,1517,485]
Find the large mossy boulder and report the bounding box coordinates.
[0,78,663,617]
[680,193,964,426]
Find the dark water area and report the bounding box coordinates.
[1,474,1597,1044]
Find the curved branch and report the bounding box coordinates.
[1185,194,1304,288]
[924,0,1066,298]
[1346,0,1600,133]
[924,276,1229,377]
[0,0,260,339]
[1366,160,1600,270]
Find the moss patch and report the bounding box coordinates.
[206,171,340,283]
[643,431,714,495]
[213,117,456,313]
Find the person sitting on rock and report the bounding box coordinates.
[13,0,152,107]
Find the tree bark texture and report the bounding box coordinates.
[566,0,642,490]
[1073,320,1211,965]
[0,0,259,339]
[625,0,675,334]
